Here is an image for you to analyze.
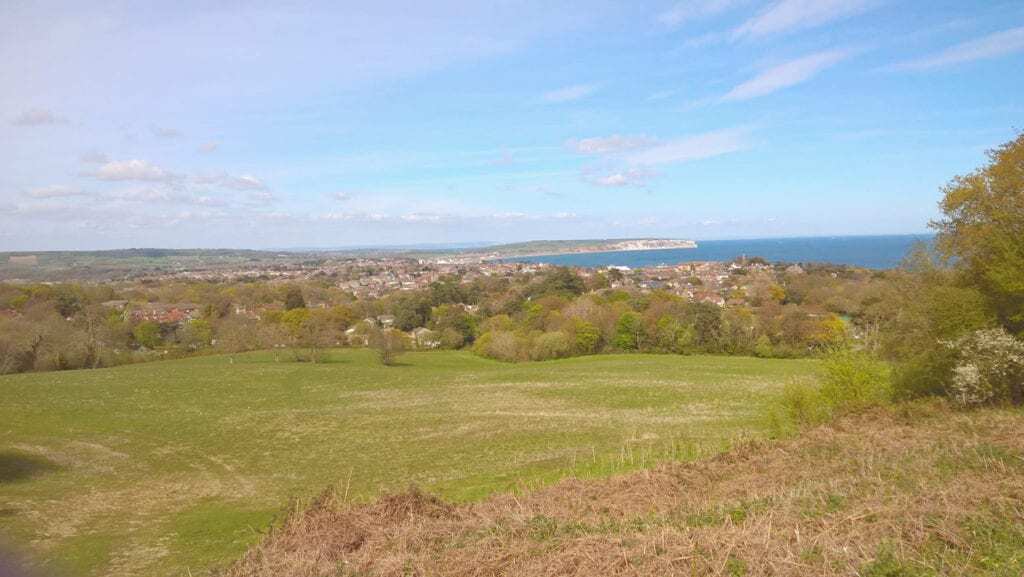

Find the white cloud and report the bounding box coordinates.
[733,0,876,39]
[568,134,654,155]
[889,26,1024,71]
[198,142,220,153]
[193,172,268,191]
[627,128,750,165]
[27,185,88,199]
[225,174,267,191]
[10,108,66,126]
[658,0,743,27]
[92,159,175,182]
[329,191,354,201]
[543,83,598,103]
[722,49,849,101]
[584,168,653,187]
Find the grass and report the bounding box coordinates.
[0,350,817,577]
[227,403,1024,577]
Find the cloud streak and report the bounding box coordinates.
[626,128,751,166]
[658,0,743,28]
[889,26,1024,71]
[92,159,176,182]
[568,135,655,155]
[722,49,850,101]
[733,0,876,39]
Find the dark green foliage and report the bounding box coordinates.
[283,286,306,310]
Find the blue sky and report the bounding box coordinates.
[2,0,1023,250]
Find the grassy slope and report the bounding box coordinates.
[229,404,1024,577]
[0,351,816,577]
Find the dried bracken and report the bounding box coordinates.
[225,403,1024,577]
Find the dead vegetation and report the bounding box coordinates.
[225,402,1024,577]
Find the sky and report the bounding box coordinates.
[2,0,1023,250]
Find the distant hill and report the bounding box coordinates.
[467,238,697,259]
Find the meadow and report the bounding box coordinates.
[0,350,817,577]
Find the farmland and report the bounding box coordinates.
[0,351,816,577]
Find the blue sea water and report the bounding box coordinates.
[506,235,934,270]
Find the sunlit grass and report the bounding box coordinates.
[0,350,817,577]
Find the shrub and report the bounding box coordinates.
[473,330,523,362]
[531,331,572,361]
[819,348,892,412]
[781,381,831,426]
[944,328,1024,406]
[782,349,892,427]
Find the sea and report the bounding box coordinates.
[504,234,934,270]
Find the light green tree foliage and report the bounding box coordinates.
[133,321,162,350]
[933,133,1024,333]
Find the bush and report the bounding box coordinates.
[819,348,892,412]
[781,382,831,426]
[944,328,1024,406]
[782,348,892,427]
[473,330,523,362]
[531,331,572,361]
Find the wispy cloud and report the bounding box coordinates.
[91,159,176,182]
[543,83,598,103]
[889,26,1024,71]
[658,0,743,28]
[733,0,876,40]
[193,172,268,191]
[27,185,88,199]
[722,49,850,101]
[583,167,654,187]
[568,135,655,155]
[198,142,220,153]
[11,108,67,127]
[627,128,751,165]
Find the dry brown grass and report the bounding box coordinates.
[225,402,1024,577]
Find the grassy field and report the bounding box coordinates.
[229,404,1024,577]
[0,350,817,577]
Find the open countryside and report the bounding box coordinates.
[1,351,816,576]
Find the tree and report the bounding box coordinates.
[533,267,585,298]
[133,321,163,349]
[283,286,306,311]
[294,310,341,363]
[614,312,642,351]
[933,133,1024,333]
[689,302,723,352]
[368,327,409,366]
[178,319,213,350]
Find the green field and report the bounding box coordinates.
[0,350,818,577]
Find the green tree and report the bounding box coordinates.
[933,133,1024,333]
[178,319,213,350]
[132,321,162,349]
[283,286,306,311]
[614,312,642,351]
[369,328,409,366]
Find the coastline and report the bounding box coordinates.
[483,244,698,261]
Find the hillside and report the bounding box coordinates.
[227,403,1024,577]
[0,351,814,577]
